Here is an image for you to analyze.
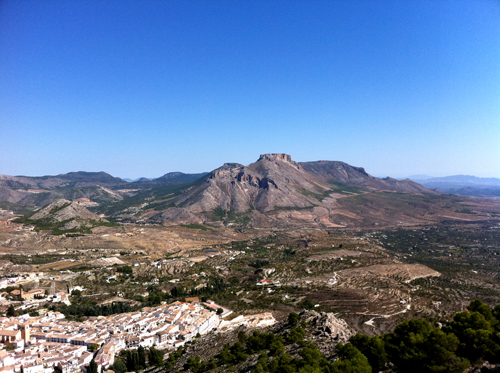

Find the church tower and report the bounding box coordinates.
[21,324,30,344]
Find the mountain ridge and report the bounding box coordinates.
[6,154,493,229]
[146,154,443,227]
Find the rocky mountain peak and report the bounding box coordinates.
[258,153,293,163]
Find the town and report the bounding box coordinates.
[0,300,222,373]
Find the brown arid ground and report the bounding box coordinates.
[0,220,250,264]
[1,209,500,338]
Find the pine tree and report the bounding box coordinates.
[138,345,146,368]
[88,359,98,373]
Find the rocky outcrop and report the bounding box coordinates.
[17,199,109,232]
[303,311,356,343]
[30,199,106,223]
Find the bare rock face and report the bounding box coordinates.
[29,199,106,224]
[304,311,356,343]
[147,153,437,227]
[167,154,330,215]
[257,153,295,163]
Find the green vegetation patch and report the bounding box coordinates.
[180,224,211,231]
[327,181,362,194]
[13,213,119,235]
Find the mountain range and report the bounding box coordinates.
[4,153,498,229]
[406,175,500,197]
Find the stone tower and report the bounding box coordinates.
[21,324,30,344]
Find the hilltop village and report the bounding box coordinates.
[0,300,227,373]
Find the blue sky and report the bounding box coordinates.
[1,0,499,179]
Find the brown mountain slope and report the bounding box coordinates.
[29,199,106,223]
[300,160,434,194]
[170,154,331,214]
[148,154,444,227]
[0,171,125,189]
[15,199,110,232]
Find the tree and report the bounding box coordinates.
[6,304,16,317]
[446,311,500,363]
[384,319,469,373]
[330,343,372,373]
[138,345,146,369]
[468,299,493,321]
[184,356,203,373]
[350,334,388,372]
[288,312,299,327]
[237,330,247,344]
[88,359,98,373]
[148,346,163,367]
[89,343,99,352]
[112,359,127,373]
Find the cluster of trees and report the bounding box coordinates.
[56,301,135,318]
[137,290,169,307]
[170,276,228,299]
[351,299,500,372]
[182,320,371,373]
[111,346,164,373]
[116,266,133,275]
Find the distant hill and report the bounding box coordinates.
[416,175,500,186]
[14,199,117,234]
[122,172,207,189]
[0,170,207,209]
[404,174,434,181]
[0,185,126,207]
[0,171,126,189]
[408,175,500,197]
[301,161,432,194]
[123,177,151,182]
[155,172,208,183]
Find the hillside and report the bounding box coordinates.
[145,154,451,227]
[0,185,127,207]
[14,199,117,234]
[3,154,498,229]
[300,160,433,194]
[0,171,126,189]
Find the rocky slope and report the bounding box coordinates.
[0,185,126,207]
[0,171,126,189]
[300,160,433,194]
[15,199,111,232]
[171,154,331,213]
[149,154,437,226]
[166,310,355,373]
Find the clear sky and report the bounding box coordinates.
[1,0,499,179]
